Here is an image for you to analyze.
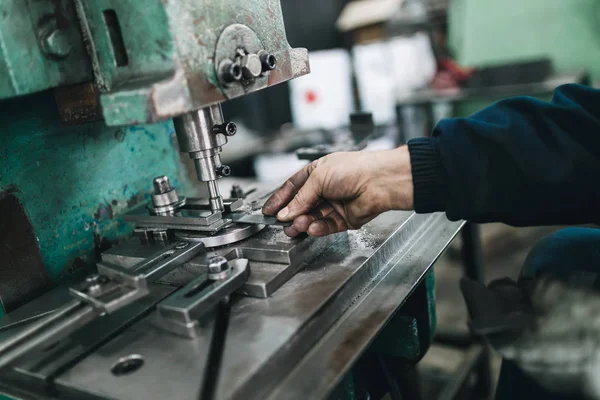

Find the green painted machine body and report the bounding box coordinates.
[0,90,182,284]
[0,0,91,99]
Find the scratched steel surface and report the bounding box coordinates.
[0,90,186,287]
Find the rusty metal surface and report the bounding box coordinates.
[53,83,104,125]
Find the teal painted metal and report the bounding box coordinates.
[448,0,600,80]
[0,0,92,99]
[0,90,184,282]
[371,269,436,361]
[425,268,436,342]
[373,316,421,360]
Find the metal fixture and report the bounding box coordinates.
[155,258,250,338]
[173,105,231,213]
[208,256,231,280]
[149,175,186,215]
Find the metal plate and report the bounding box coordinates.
[0,284,176,396]
[48,212,462,400]
[174,224,266,248]
[123,205,227,232]
[227,213,292,227]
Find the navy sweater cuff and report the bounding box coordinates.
[407,137,448,213]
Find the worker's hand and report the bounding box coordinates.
[262,146,414,237]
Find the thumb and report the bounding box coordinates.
[277,172,322,221]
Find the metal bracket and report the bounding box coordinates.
[155,258,250,338]
[0,241,205,369]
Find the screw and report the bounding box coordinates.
[231,184,244,199]
[208,256,231,280]
[259,51,277,72]
[175,241,189,249]
[41,28,72,59]
[219,59,243,84]
[212,122,237,137]
[216,165,231,177]
[240,54,263,80]
[153,176,171,194]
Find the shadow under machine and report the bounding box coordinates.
[0,1,462,399]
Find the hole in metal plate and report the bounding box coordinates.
[111,354,144,376]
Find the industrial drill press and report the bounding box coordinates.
[0,1,463,399]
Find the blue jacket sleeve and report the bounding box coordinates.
[407,84,600,226]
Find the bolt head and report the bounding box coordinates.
[219,59,242,84]
[241,54,263,79]
[175,241,189,249]
[42,29,72,59]
[260,52,277,72]
[216,165,231,177]
[224,122,237,136]
[208,257,230,274]
[153,176,171,194]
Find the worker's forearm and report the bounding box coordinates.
[408,84,600,226]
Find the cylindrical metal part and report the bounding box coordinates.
[153,176,171,194]
[173,105,227,154]
[207,180,224,212]
[208,256,231,280]
[151,190,180,208]
[193,152,221,182]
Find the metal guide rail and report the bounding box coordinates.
[0,211,462,400]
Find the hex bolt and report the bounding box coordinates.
[175,241,189,250]
[153,176,171,194]
[216,165,231,177]
[212,122,237,137]
[208,256,231,280]
[231,184,244,199]
[240,54,263,80]
[259,51,277,72]
[219,59,243,84]
[41,28,72,59]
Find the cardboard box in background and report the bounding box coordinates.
[289,49,355,131]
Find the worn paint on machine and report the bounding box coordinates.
[0,90,183,285]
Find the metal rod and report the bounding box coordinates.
[0,301,97,369]
[207,180,224,212]
[0,300,81,357]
